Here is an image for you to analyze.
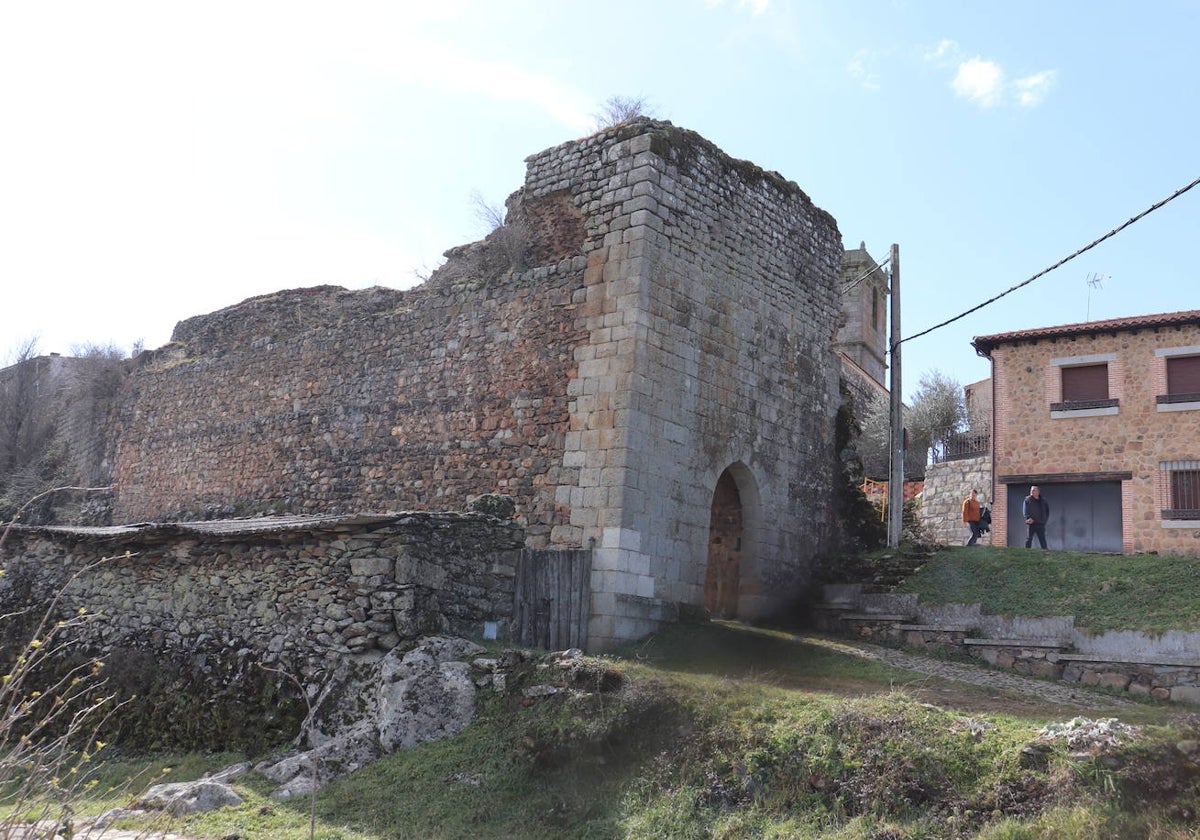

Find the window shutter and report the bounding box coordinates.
[1167,355,1200,395]
[1061,364,1108,401]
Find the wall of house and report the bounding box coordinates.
[989,323,1200,554]
[964,376,992,432]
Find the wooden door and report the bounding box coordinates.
[705,470,743,618]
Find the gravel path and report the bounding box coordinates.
[799,633,1132,708]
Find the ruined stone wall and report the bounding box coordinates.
[105,119,846,649]
[0,513,522,749]
[0,353,125,524]
[113,274,589,546]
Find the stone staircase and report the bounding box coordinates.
[810,583,1200,703]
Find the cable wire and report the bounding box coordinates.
[898,175,1200,348]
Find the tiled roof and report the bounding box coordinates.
[973,309,1200,356]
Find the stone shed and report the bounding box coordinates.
[104,119,845,650]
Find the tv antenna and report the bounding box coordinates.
[1085,273,1107,320]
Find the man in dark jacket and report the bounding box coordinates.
[1022,485,1050,549]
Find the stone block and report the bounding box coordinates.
[1171,685,1200,704]
[1028,660,1061,679]
[350,557,393,578]
[1098,672,1131,690]
[636,574,655,598]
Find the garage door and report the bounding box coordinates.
[1005,481,1122,552]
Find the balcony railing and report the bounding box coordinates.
[1157,392,1200,405]
[931,429,991,464]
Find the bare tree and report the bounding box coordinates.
[855,391,891,480]
[462,190,530,281]
[470,189,507,233]
[592,95,654,129]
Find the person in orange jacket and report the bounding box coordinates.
[962,488,983,546]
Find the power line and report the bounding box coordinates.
[898,175,1200,347]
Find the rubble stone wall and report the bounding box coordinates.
[0,513,523,678]
[114,276,589,547]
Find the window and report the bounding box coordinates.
[1163,355,1200,402]
[1167,356,1200,394]
[1061,363,1108,401]
[1161,461,1200,521]
[1051,360,1118,414]
[1155,347,1200,411]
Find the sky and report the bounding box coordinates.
[2,0,1198,402]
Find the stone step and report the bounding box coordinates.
[963,637,1070,649]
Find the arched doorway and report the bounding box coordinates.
[705,468,744,618]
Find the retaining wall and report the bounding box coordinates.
[814,584,1200,704]
[919,455,992,545]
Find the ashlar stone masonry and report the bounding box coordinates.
[103,119,844,650]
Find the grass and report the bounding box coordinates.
[7,545,1200,839]
[892,546,1200,634]
[7,621,1197,840]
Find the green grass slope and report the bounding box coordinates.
[890,547,1200,634]
[18,622,1199,840]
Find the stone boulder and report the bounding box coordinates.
[256,635,485,797]
[465,493,517,519]
[377,636,480,751]
[131,761,251,815]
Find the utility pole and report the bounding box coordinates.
[887,243,904,548]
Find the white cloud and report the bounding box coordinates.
[953,58,1006,108]
[1015,70,1058,107]
[925,39,960,63]
[848,50,881,90]
[924,38,1055,109]
[343,23,596,134]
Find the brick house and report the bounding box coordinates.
[972,309,1200,554]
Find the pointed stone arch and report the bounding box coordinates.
[704,463,760,618]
